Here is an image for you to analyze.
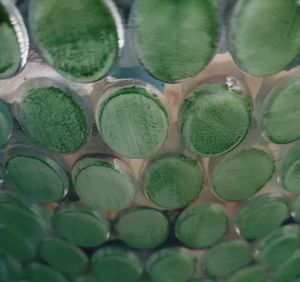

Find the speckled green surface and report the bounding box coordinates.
[229,0,300,76]
[179,84,251,156]
[30,0,119,83]
[19,86,90,153]
[175,204,228,248]
[98,86,169,158]
[0,100,13,146]
[212,148,275,201]
[135,0,220,82]
[25,263,67,282]
[143,154,204,209]
[227,266,268,282]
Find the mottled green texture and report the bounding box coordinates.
[203,240,252,278]
[73,157,136,211]
[19,86,89,153]
[261,77,300,144]
[274,249,300,282]
[179,85,251,156]
[98,86,169,158]
[147,249,196,282]
[236,194,289,240]
[0,253,22,282]
[6,153,68,204]
[30,0,119,83]
[175,204,228,248]
[25,263,67,282]
[0,100,13,146]
[143,154,204,209]
[255,225,300,267]
[135,0,220,82]
[92,248,142,282]
[116,207,169,249]
[212,148,275,201]
[0,3,22,79]
[52,208,109,247]
[292,195,300,221]
[227,266,268,282]
[39,238,88,275]
[229,0,300,76]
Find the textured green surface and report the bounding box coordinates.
[30,0,119,82]
[292,195,300,222]
[212,148,275,201]
[0,253,22,282]
[92,248,142,282]
[135,0,220,82]
[179,84,251,156]
[6,153,68,204]
[73,157,136,211]
[116,207,169,249]
[227,266,267,282]
[25,263,67,282]
[203,240,252,278]
[261,77,300,144]
[52,208,109,247]
[39,238,88,275]
[73,274,99,282]
[236,194,289,240]
[0,3,22,79]
[0,100,13,146]
[19,86,89,153]
[187,279,214,282]
[229,0,300,76]
[143,154,204,209]
[147,249,196,282]
[175,204,228,248]
[98,86,169,158]
[255,225,300,267]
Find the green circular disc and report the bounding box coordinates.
[203,240,252,278]
[261,77,300,144]
[52,207,110,247]
[229,0,300,76]
[291,195,300,222]
[0,252,22,282]
[175,204,228,248]
[211,148,275,201]
[73,157,136,211]
[30,0,120,83]
[18,85,90,153]
[147,249,196,282]
[0,100,13,146]
[255,225,300,267]
[227,266,268,282]
[39,238,88,275]
[179,84,251,156]
[279,143,300,192]
[236,194,289,240]
[97,86,169,158]
[92,248,142,282]
[5,151,69,204]
[115,207,169,249]
[25,263,67,282]
[135,0,220,82]
[143,154,204,209]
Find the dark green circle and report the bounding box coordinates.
[227,266,268,282]
[25,263,67,282]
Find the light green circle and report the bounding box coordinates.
[25,263,67,282]
[227,266,268,282]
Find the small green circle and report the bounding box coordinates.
[18,85,90,153]
[236,194,289,240]
[116,207,169,249]
[211,148,275,201]
[175,204,228,248]
[203,240,252,278]
[92,248,142,282]
[6,152,69,204]
[52,207,109,247]
[179,84,251,156]
[39,238,88,275]
[143,154,204,209]
[147,249,196,282]
[291,195,300,222]
[73,157,136,211]
[227,266,268,282]
[0,100,13,146]
[25,263,67,282]
[97,86,169,158]
[255,225,300,267]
